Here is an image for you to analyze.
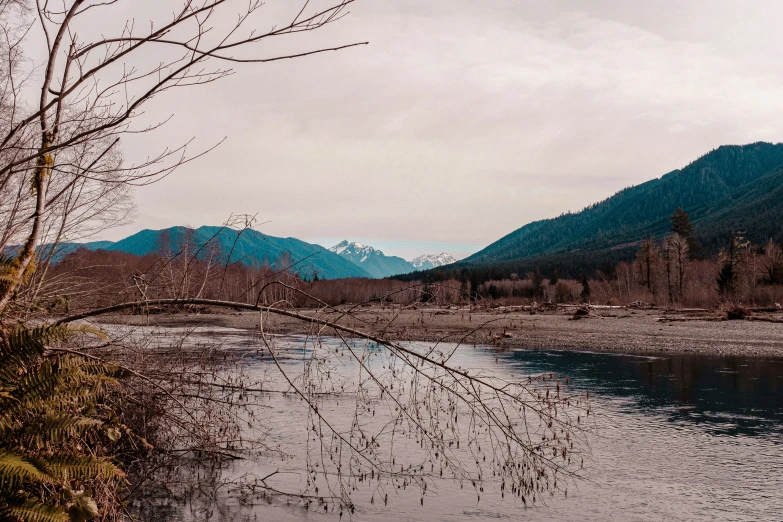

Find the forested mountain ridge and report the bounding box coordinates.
[690,162,783,252]
[96,226,372,280]
[465,142,783,265]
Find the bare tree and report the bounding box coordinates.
[55,291,591,515]
[663,233,688,304]
[1,3,593,518]
[762,239,783,286]
[663,236,674,304]
[0,0,366,314]
[671,233,689,299]
[635,238,659,296]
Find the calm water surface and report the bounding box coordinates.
[153,329,783,522]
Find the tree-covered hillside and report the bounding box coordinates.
[104,226,371,280]
[690,164,783,253]
[466,142,783,264]
[397,142,783,283]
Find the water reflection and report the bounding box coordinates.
[127,328,783,521]
[497,350,783,436]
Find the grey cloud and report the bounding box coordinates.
[104,0,783,256]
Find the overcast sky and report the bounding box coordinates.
[102,1,783,260]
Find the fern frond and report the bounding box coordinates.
[76,362,128,380]
[10,357,115,405]
[35,454,124,482]
[0,451,123,490]
[8,324,71,353]
[4,386,105,424]
[0,325,71,382]
[1,324,114,384]
[1,384,99,430]
[0,451,49,489]
[7,358,68,406]
[1,499,70,522]
[11,414,103,448]
[54,356,127,382]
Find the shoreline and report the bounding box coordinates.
[94,304,783,358]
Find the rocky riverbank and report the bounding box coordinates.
[95,304,783,358]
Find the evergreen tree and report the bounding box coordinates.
[420,284,435,303]
[674,234,689,298]
[531,269,545,300]
[669,207,693,237]
[716,232,747,296]
[670,207,702,259]
[549,268,560,285]
[580,275,591,302]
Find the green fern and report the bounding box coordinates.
[3,500,70,522]
[0,452,49,487]
[0,324,126,522]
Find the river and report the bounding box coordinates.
[140,328,783,521]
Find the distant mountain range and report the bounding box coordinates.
[329,241,456,278]
[49,226,371,280]
[42,229,458,280]
[397,142,783,281]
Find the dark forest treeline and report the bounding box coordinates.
[397,225,783,291]
[397,209,783,308]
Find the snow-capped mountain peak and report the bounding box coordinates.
[330,240,351,255]
[410,253,456,270]
[329,241,415,278]
[330,241,380,258]
[329,242,456,277]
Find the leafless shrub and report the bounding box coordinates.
[57,294,592,516]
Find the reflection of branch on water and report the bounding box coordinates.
[59,291,592,515]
